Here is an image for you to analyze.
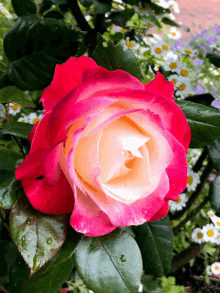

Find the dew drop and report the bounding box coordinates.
[0,202,3,207]
[120,255,126,262]
[20,235,27,250]
[46,237,53,245]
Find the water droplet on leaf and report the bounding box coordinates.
[120,255,126,262]
[46,237,53,245]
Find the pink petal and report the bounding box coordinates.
[28,121,39,142]
[144,71,175,100]
[149,201,169,222]
[40,56,97,112]
[21,168,74,215]
[70,185,116,236]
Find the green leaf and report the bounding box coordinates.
[0,177,23,209]
[9,197,67,275]
[161,17,190,32]
[0,212,3,235]
[10,236,79,293]
[0,240,20,286]
[79,0,93,7]
[3,15,84,90]
[0,86,35,107]
[0,73,13,90]
[175,100,220,148]
[132,215,173,278]
[209,175,220,212]
[92,0,112,14]
[206,53,220,68]
[11,0,37,17]
[207,137,220,173]
[0,122,34,139]
[0,104,6,120]
[92,34,142,80]
[39,0,53,14]
[44,10,64,19]
[51,0,67,4]
[74,228,143,293]
[109,12,128,28]
[0,147,22,184]
[141,275,163,293]
[184,93,215,107]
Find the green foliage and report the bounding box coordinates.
[0,122,33,139]
[184,93,215,107]
[161,277,186,293]
[11,0,37,17]
[208,175,220,212]
[0,177,23,209]
[206,53,220,68]
[0,86,35,107]
[161,17,190,32]
[9,197,67,275]
[133,215,173,278]
[207,137,220,173]
[74,228,143,293]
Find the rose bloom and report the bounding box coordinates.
[15,56,191,236]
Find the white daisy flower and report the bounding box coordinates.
[211,262,220,275]
[112,25,127,33]
[156,0,170,9]
[150,43,167,58]
[9,103,21,115]
[143,19,157,31]
[179,45,198,58]
[211,216,220,230]
[163,58,182,73]
[163,51,179,61]
[179,63,193,79]
[206,266,213,276]
[0,3,13,20]
[138,284,143,292]
[28,112,43,124]
[18,115,28,123]
[168,27,182,40]
[175,76,191,97]
[134,2,152,16]
[85,15,92,22]
[186,166,200,192]
[169,193,187,212]
[191,227,205,244]
[121,37,138,52]
[167,74,181,89]
[148,34,163,46]
[208,210,216,220]
[203,224,219,243]
[169,0,180,13]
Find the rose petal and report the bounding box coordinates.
[149,201,169,221]
[144,71,175,100]
[40,56,98,112]
[70,184,116,236]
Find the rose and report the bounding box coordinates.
[15,56,191,237]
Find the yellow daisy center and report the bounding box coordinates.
[210,213,214,217]
[3,11,8,16]
[171,78,177,84]
[12,104,20,111]
[178,83,186,91]
[176,196,182,204]
[187,175,194,185]
[171,32,176,36]
[185,49,192,54]
[33,118,40,124]
[181,69,189,77]
[155,47,162,54]
[121,28,127,33]
[197,232,203,239]
[126,41,134,48]
[162,44,169,51]
[147,23,153,28]
[139,7,146,13]
[21,119,26,123]
[216,221,220,227]
[207,230,214,237]
[215,266,219,270]
[169,62,177,69]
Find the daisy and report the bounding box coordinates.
[179,45,198,58]
[28,113,43,124]
[112,25,127,33]
[134,2,152,16]
[121,37,138,52]
[191,228,205,244]
[207,210,216,220]
[9,103,21,115]
[163,58,182,73]
[143,19,157,31]
[186,166,200,192]
[179,63,193,79]
[18,115,28,123]
[169,0,180,14]
[167,74,181,89]
[163,51,179,61]
[211,216,220,230]
[206,266,213,276]
[167,27,182,40]
[175,76,191,97]
[150,43,167,58]
[211,262,220,275]
[0,3,13,20]
[169,193,187,212]
[203,224,219,243]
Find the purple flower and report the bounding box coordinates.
[201,46,207,53]
[207,36,216,44]
[193,60,203,64]
[175,41,181,49]
[213,87,218,93]
[214,26,220,35]
[198,29,207,38]
[212,99,220,108]
[195,86,204,94]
